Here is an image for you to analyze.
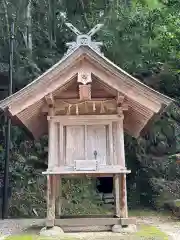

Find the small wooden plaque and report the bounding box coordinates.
[79,84,91,100]
[74,160,98,171]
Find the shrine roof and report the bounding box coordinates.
[0,44,173,139]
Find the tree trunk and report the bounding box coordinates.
[2,0,10,37]
[26,0,32,52]
[48,0,56,47]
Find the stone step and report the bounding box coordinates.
[104,198,114,204]
[103,193,114,200]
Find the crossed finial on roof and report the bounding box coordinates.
[65,23,104,55]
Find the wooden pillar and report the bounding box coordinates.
[56,175,63,217]
[114,115,128,219]
[114,173,128,219]
[109,122,113,165]
[120,173,128,218]
[46,107,57,227]
[114,174,120,217]
[46,175,56,227]
[48,108,58,169]
[117,117,125,167]
[59,123,64,166]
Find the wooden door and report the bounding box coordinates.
[87,125,107,165]
[65,125,85,166]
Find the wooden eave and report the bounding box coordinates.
[0,45,173,139]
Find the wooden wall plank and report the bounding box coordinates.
[65,125,85,166]
[87,125,107,165]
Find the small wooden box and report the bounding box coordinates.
[74,160,98,171]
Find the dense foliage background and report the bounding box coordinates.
[0,0,180,217]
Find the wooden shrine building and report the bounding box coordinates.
[0,24,172,231]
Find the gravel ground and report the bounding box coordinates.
[0,220,131,240]
[0,217,180,239]
[0,219,45,236]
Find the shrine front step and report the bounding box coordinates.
[63,225,112,232]
[53,217,136,229]
[102,193,114,204]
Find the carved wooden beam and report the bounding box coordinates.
[117,105,128,117]
[116,92,128,116]
[121,103,128,111]
[41,105,49,113]
[117,99,128,117]
[41,98,116,113]
[116,92,125,106]
[45,93,54,108]
[117,107,123,117]
[55,98,114,103]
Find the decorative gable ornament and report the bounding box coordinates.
[65,23,104,55]
[78,72,91,85]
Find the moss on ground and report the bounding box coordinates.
[6,236,36,240]
[5,225,169,240]
[174,200,180,207]
[135,224,169,240]
[129,208,171,218]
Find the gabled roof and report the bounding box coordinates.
[0,45,173,139]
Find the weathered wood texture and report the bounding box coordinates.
[79,84,91,100]
[54,217,121,226]
[62,225,112,232]
[46,175,56,227]
[65,125,85,166]
[42,168,131,175]
[114,175,121,218]
[87,125,107,165]
[114,173,128,219]
[112,122,118,165]
[48,116,126,169]
[48,114,120,123]
[117,119,125,166]
[58,123,64,166]
[74,160,98,171]
[55,175,62,217]
[120,174,128,218]
[121,218,136,226]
